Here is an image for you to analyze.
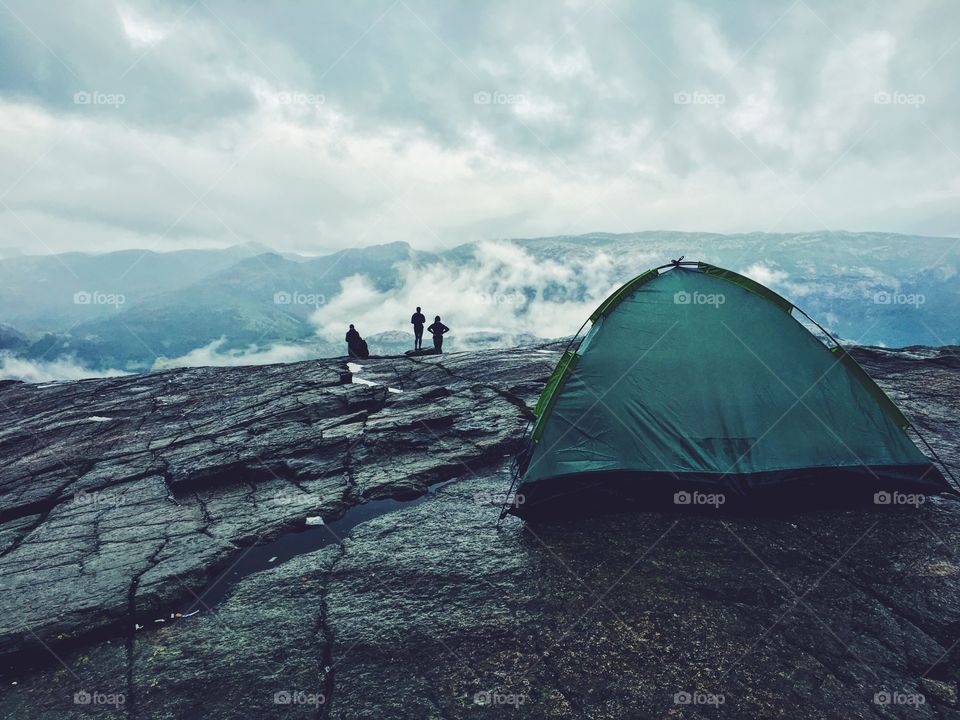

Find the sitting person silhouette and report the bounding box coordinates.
[411,306,426,350]
[427,315,449,353]
[345,324,368,359]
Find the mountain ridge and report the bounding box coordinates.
[1,231,958,376]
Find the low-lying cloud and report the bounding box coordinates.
[310,241,637,346]
[0,355,130,383]
[152,337,317,370]
[740,262,789,288]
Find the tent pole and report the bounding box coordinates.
[496,467,520,528]
[915,432,960,495]
[497,419,530,527]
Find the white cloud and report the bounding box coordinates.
[740,262,789,287]
[152,337,316,370]
[0,355,129,383]
[1,0,958,255]
[310,240,623,345]
[118,5,168,48]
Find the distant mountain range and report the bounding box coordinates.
[0,231,957,379]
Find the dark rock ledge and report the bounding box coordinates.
[0,345,958,719]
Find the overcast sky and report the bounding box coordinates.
[1,0,958,255]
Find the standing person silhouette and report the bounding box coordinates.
[411,306,426,350]
[427,315,449,353]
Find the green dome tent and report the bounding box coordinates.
[506,260,952,520]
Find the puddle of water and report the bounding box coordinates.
[174,480,456,614]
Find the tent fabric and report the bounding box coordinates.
[513,264,947,517]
